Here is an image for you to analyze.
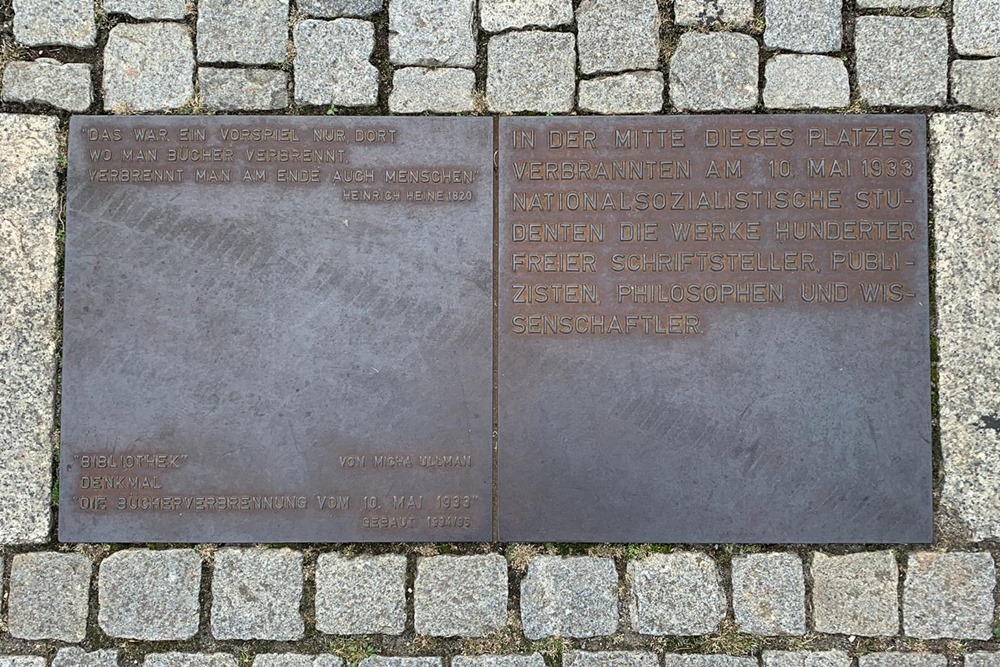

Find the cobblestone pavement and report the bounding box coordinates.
[2,1,1000,666]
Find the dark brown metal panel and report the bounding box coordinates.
[61,116,494,542]
[497,115,932,543]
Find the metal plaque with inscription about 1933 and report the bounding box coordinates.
[61,116,494,542]
[497,115,932,543]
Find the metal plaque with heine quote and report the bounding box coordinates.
[497,115,931,543]
[61,116,493,542]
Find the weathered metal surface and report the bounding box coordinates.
[61,116,494,542]
[497,115,932,543]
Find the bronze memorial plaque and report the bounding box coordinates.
[498,116,932,542]
[61,117,493,542]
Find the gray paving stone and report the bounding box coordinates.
[520,556,618,639]
[197,0,287,64]
[199,68,288,111]
[933,114,1000,538]
[293,19,378,107]
[454,656,545,667]
[628,552,726,636]
[103,22,194,112]
[763,54,849,109]
[388,0,476,67]
[765,0,841,53]
[414,554,507,637]
[103,0,186,20]
[578,71,663,113]
[299,0,382,17]
[2,59,92,112]
[954,0,1000,56]
[857,0,941,6]
[858,654,946,667]
[664,657,757,667]
[966,655,1000,667]
[480,0,573,31]
[315,554,406,635]
[577,0,659,74]
[98,549,202,640]
[0,659,46,667]
[210,548,304,640]
[0,113,58,546]
[675,0,753,27]
[855,17,948,107]
[8,552,91,642]
[732,553,806,636]
[52,649,119,667]
[144,655,237,667]
[564,653,657,667]
[390,67,474,113]
[487,31,576,113]
[763,653,850,667]
[903,552,995,639]
[952,59,1000,110]
[359,660,441,667]
[669,32,758,111]
[12,0,95,47]
[253,655,343,667]
[811,551,898,636]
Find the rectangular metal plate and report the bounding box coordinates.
[497,115,932,543]
[61,116,494,542]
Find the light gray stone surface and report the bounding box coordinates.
[765,0,841,53]
[199,68,288,110]
[675,0,753,27]
[2,59,92,112]
[669,32,758,111]
[298,0,382,17]
[415,554,507,637]
[12,0,95,47]
[967,656,1000,667]
[480,0,572,31]
[564,653,657,667]
[952,59,1000,110]
[487,31,576,113]
[855,17,948,107]
[858,654,947,667]
[903,552,995,639]
[197,0,288,64]
[954,0,1000,56]
[763,55,849,109]
[732,553,806,635]
[359,659,441,667]
[933,114,1000,539]
[577,0,659,74]
[210,548,304,640]
[103,0,186,19]
[628,552,726,636]
[103,22,194,112]
[52,649,119,667]
[811,551,898,636]
[0,659,46,667]
[388,0,476,67]
[857,0,941,6]
[520,556,618,639]
[8,553,91,642]
[454,656,544,667]
[578,71,663,113]
[390,67,474,113]
[144,655,237,667]
[663,657,757,667]
[0,114,58,545]
[763,654,850,667]
[315,554,407,635]
[253,655,343,667]
[293,19,378,107]
[98,549,202,640]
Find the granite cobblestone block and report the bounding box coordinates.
[675,0,753,27]
[564,653,657,667]
[453,656,544,667]
[576,0,660,74]
[210,548,304,640]
[2,59,92,112]
[359,659,441,667]
[315,554,407,635]
[12,0,96,47]
[669,32,758,111]
[487,32,576,113]
[144,655,236,667]
[299,0,383,17]
[520,556,618,639]
[578,72,664,114]
[388,0,476,67]
[390,67,475,113]
[52,649,119,667]
[855,17,948,107]
[197,0,288,64]
[858,654,946,667]
[663,657,756,667]
[763,55,849,109]
[293,19,378,107]
[103,22,194,112]
[199,68,289,111]
[480,0,573,31]
[8,552,91,642]
[903,552,995,639]
[763,653,850,667]
[811,551,898,636]
[103,0,186,20]
[952,60,1000,109]
[765,0,842,53]
[0,659,46,667]
[953,0,1000,56]
[252,655,343,667]
[732,553,806,635]
[415,554,508,637]
[628,552,726,635]
[98,549,202,640]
